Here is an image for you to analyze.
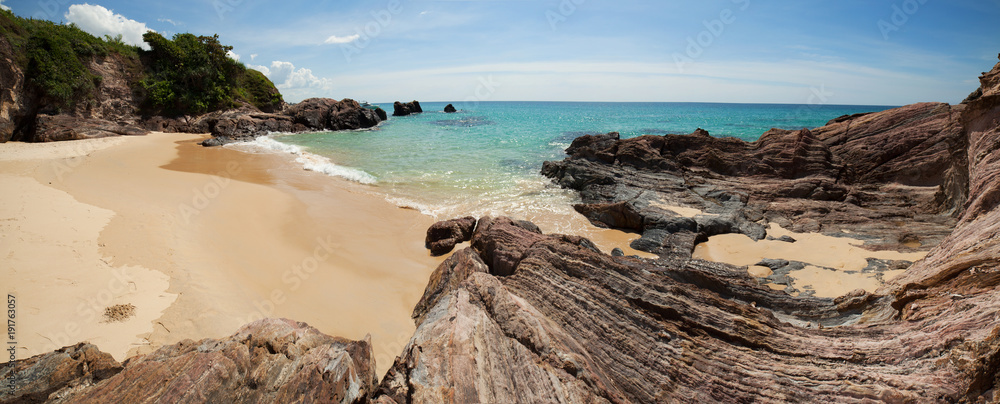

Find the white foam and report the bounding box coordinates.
[226,135,378,185]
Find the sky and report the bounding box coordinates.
[4,0,999,105]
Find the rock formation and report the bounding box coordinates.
[425,216,477,256]
[540,101,964,258]
[1,319,377,403]
[150,98,386,146]
[392,101,423,117]
[443,104,457,113]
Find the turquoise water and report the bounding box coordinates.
[238,102,893,222]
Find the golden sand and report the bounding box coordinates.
[692,224,924,298]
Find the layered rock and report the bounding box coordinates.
[541,101,964,256]
[1,319,377,403]
[376,214,1000,402]
[392,101,423,117]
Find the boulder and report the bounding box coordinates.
[392,101,423,116]
[425,216,477,256]
[444,104,457,113]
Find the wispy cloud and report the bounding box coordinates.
[0,0,10,12]
[324,34,360,45]
[157,18,180,26]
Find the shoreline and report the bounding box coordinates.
[0,131,658,376]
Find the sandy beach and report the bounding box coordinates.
[0,131,660,375]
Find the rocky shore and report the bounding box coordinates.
[4,58,1000,402]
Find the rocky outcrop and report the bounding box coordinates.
[0,40,149,142]
[443,104,457,113]
[1,319,377,403]
[33,114,148,142]
[392,101,422,117]
[375,212,1000,402]
[0,35,33,143]
[147,98,387,146]
[0,343,122,403]
[424,216,477,256]
[540,99,966,256]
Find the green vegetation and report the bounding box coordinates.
[141,32,282,114]
[0,9,282,115]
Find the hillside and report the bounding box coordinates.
[0,9,283,142]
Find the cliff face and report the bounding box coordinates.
[5,60,1000,403]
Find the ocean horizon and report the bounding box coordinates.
[228,101,894,230]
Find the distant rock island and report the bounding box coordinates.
[393,100,423,116]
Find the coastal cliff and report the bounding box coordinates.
[0,10,384,144]
[4,58,1000,403]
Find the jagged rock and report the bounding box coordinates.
[3,319,377,403]
[425,216,477,256]
[0,343,122,403]
[542,105,964,254]
[0,35,30,143]
[196,98,385,146]
[376,211,1000,401]
[392,101,422,117]
[444,104,457,113]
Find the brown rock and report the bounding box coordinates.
[34,114,148,142]
[392,101,422,117]
[424,216,477,256]
[0,343,122,403]
[7,319,377,403]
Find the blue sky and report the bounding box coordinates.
[4,0,998,105]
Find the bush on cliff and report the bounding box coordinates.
[139,32,283,115]
[0,10,141,110]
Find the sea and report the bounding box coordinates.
[229,101,893,233]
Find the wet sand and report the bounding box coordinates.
[1,132,657,376]
[693,224,927,298]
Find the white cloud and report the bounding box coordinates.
[323,34,360,45]
[157,18,180,26]
[65,4,152,50]
[250,54,258,61]
[249,61,334,102]
[0,0,10,12]
[226,50,240,62]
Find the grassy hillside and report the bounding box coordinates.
[0,9,283,115]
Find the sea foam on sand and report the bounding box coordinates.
[228,135,378,185]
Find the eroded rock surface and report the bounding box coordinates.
[425,216,477,256]
[376,214,1000,402]
[2,319,377,403]
[541,103,963,257]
